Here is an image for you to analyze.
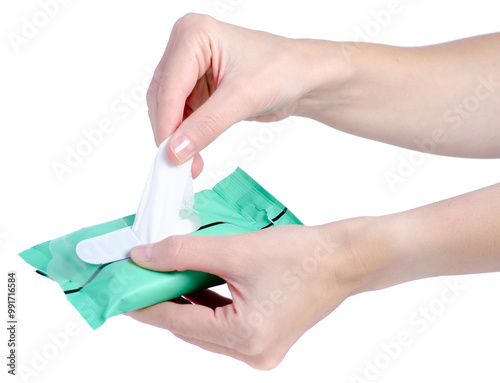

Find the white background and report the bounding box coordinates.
[1,0,500,382]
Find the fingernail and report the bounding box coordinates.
[170,135,194,162]
[131,244,152,263]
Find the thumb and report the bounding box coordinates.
[130,234,239,278]
[167,85,251,163]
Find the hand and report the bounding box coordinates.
[127,221,369,369]
[146,13,348,174]
[127,182,500,368]
[151,16,500,177]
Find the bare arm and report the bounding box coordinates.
[128,182,500,369]
[128,15,500,369]
[357,182,500,293]
[145,14,500,162]
[296,33,500,158]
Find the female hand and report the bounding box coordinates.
[150,14,500,169]
[146,13,348,176]
[126,182,500,369]
[127,221,369,369]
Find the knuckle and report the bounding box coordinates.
[165,235,184,267]
[147,77,158,95]
[176,13,215,35]
[146,70,164,107]
[194,113,223,141]
[154,235,185,270]
[146,87,156,109]
[223,239,250,277]
[160,311,175,330]
[149,242,163,264]
[248,353,284,371]
[155,76,172,101]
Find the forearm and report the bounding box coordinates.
[350,183,500,294]
[294,33,500,158]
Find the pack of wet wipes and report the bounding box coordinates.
[19,139,302,329]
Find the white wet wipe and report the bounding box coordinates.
[76,138,200,264]
[75,227,143,265]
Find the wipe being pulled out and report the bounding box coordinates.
[76,138,200,265]
[19,141,303,329]
[132,138,200,242]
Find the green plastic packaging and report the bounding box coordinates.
[19,168,302,329]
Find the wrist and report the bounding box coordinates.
[345,214,409,295]
[344,211,452,296]
[291,39,357,121]
[325,214,433,298]
[315,217,383,301]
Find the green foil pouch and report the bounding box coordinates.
[19,168,302,329]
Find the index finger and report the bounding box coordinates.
[127,300,242,347]
[147,17,214,146]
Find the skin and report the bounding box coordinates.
[127,13,500,370]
